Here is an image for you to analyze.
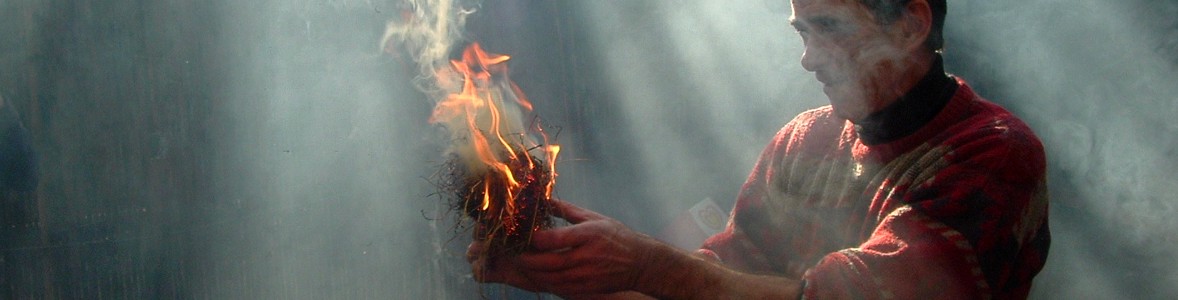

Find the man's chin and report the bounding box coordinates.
[825,94,852,120]
[825,87,870,121]
[828,99,872,122]
[829,106,855,121]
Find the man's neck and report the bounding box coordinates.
[854,54,957,145]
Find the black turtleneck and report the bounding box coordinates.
[854,56,958,145]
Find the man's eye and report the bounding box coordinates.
[813,19,841,33]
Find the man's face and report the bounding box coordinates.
[790,0,909,121]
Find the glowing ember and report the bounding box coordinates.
[429,42,560,256]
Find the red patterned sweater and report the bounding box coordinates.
[700,79,1050,299]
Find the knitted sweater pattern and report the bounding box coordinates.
[700,79,1050,299]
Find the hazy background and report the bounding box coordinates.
[1,0,1175,298]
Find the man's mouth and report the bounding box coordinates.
[819,74,847,96]
[815,72,845,86]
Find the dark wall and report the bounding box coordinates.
[1,1,220,298]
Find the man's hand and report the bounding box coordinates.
[466,199,803,299]
[467,199,661,297]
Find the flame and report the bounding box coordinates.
[544,145,560,199]
[428,42,559,219]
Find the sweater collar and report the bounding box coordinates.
[853,55,958,145]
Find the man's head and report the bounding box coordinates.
[789,0,945,121]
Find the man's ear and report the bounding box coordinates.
[900,0,933,51]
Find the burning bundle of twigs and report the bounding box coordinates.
[438,145,557,257]
[429,43,561,258]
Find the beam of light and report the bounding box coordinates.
[557,0,822,237]
[206,0,479,298]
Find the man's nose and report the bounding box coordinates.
[800,44,825,72]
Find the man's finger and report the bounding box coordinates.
[551,199,604,224]
[529,222,599,251]
[466,241,488,263]
[515,250,580,272]
[474,256,551,293]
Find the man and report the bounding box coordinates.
[468,0,1050,298]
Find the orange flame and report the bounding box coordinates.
[428,43,559,216]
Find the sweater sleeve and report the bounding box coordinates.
[802,120,1050,299]
[700,110,813,274]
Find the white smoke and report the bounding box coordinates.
[382,0,548,177]
[380,0,477,98]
